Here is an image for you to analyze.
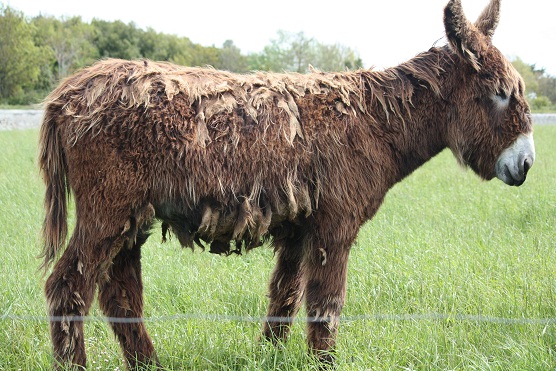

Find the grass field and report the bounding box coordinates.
[0,126,555,370]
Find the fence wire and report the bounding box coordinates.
[2,312,555,326]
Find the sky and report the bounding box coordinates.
[4,0,556,75]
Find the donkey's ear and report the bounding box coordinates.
[475,0,501,38]
[444,0,485,71]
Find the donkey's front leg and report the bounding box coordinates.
[303,235,351,365]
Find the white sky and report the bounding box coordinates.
[4,0,556,75]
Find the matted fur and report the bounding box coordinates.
[39,0,534,368]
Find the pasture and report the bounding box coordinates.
[0,125,555,370]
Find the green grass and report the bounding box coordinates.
[1,126,555,370]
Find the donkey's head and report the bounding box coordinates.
[443,0,535,186]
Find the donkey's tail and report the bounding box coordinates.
[38,103,69,270]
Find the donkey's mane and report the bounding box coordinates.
[45,48,446,146]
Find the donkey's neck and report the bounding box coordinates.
[384,111,447,183]
[358,51,450,186]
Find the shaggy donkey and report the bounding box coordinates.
[40,0,535,368]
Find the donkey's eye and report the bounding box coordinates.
[492,90,510,109]
[496,90,508,100]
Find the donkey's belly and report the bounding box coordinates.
[154,198,278,255]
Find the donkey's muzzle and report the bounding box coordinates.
[495,133,536,186]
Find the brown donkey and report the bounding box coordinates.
[39,0,535,368]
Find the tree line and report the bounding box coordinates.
[1,5,554,111]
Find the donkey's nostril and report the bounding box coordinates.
[523,156,533,175]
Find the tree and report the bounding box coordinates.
[253,31,316,72]
[0,6,45,102]
[511,57,556,111]
[91,19,141,60]
[288,31,317,72]
[313,43,363,71]
[511,57,538,95]
[531,95,551,111]
[32,15,98,80]
[218,40,248,72]
[164,34,195,66]
[249,30,362,73]
[190,44,220,68]
[538,72,556,104]
[138,27,170,61]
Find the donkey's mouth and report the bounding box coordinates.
[498,164,527,186]
[495,133,535,186]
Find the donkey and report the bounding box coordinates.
[39,0,535,368]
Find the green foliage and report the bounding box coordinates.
[511,56,539,92]
[511,56,556,112]
[139,28,187,62]
[249,30,363,73]
[538,71,556,104]
[32,15,98,80]
[532,95,551,110]
[0,6,49,104]
[91,19,142,60]
[218,40,249,72]
[1,126,555,369]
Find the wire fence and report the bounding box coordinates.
[2,312,555,327]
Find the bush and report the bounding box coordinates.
[531,95,551,110]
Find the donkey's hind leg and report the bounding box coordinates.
[45,225,114,369]
[262,230,306,343]
[97,205,160,370]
